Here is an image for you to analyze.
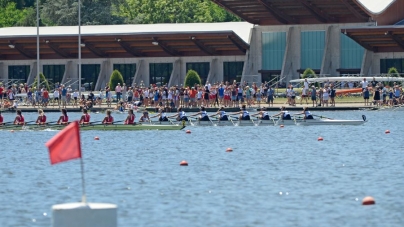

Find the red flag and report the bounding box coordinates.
[46,121,82,165]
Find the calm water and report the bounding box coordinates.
[0,110,403,227]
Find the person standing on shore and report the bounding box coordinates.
[311,86,317,107]
[363,87,370,106]
[61,85,67,109]
[115,83,122,102]
[267,86,274,107]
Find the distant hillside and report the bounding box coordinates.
[0,0,241,27]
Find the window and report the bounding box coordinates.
[8,65,30,84]
[380,59,404,73]
[113,64,136,86]
[43,65,65,87]
[186,62,210,85]
[149,63,173,87]
[81,64,100,91]
[223,62,244,83]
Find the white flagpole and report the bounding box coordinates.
[36,0,40,90]
[78,0,82,96]
[78,0,86,204]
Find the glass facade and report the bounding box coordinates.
[8,65,30,83]
[186,62,210,85]
[340,34,364,69]
[113,64,136,86]
[81,64,100,91]
[301,31,325,70]
[262,32,286,70]
[223,61,244,83]
[43,65,65,86]
[149,63,173,87]
[380,59,404,73]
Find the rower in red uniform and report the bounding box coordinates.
[57,108,69,125]
[14,110,25,125]
[102,110,114,124]
[124,109,136,124]
[36,109,47,125]
[79,109,91,124]
[0,112,3,125]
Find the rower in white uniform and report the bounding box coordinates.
[189,106,210,121]
[229,104,250,120]
[272,106,292,120]
[210,107,228,121]
[151,108,169,121]
[251,107,270,120]
[168,107,188,121]
[294,107,314,120]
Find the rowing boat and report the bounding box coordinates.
[1,123,185,131]
[150,115,367,126]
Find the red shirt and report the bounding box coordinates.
[43,91,49,99]
[38,115,46,123]
[16,115,24,124]
[104,116,113,123]
[125,115,135,124]
[81,114,90,123]
[0,115,3,124]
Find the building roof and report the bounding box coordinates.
[211,0,404,26]
[342,25,404,52]
[0,22,253,60]
[212,0,371,25]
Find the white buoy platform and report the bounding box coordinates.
[52,202,117,227]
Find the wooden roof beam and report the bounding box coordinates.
[45,40,72,58]
[116,39,144,57]
[190,37,217,55]
[152,37,180,56]
[344,33,377,52]
[8,41,35,59]
[298,0,338,23]
[257,0,298,24]
[227,35,246,54]
[83,42,107,58]
[386,31,404,50]
[212,0,259,24]
[339,0,368,20]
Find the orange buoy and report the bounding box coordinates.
[385,130,390,134]
[280,125,284,128]
[318,137,323,141]
[186,130,191,134]
[94,136,99,140]
[180,160,188,166]
[226,147,233,152]
[362,196,375,205]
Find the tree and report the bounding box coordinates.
[109,70,124,90]
[32,73,51,91]
[184,70,201,88]
[0,2,30,27]
[302,68,318,88]
[388,67,400,77]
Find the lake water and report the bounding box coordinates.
[0,110,403,227]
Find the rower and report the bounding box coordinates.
[0,112,3,125]
[295,107,314,120]
[190,106,210,121]
[118,102,125,112]
[124,109,136,124]
[57,109,69,125]
[151,108,169,122]
[139,111,150,122]
[36,109,47,125]
[230,104,250,120]
[168,107,188,121]
[272,106,291,120]
[79,109,91,124]
[102,110,114,124]
[210,107,228,121]
[14,110,25,125]
[252,107,270,120]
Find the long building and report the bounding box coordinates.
[1,0,404,90]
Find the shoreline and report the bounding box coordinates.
[1,103,378,113]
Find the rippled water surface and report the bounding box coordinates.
[0,110,403,227]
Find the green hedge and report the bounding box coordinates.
[184,70,201,88]
[109,70,124,89]
[32,73,50,91]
